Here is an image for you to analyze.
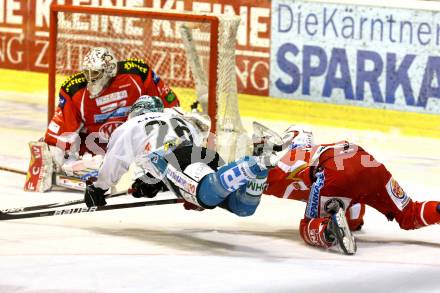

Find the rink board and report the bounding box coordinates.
[1,68,440,138]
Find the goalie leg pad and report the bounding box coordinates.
[24,142,53,192]
[61,153,103,180]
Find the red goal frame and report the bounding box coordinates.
[48,3,220,133]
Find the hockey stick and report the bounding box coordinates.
[0,189,131,214]
[0,198,184,221]
[0,166,27,175]
[180,24,209,113]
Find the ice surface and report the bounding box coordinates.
[0,101,440,292]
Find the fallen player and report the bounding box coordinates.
[84,95,268,217]
[263,125,440,254]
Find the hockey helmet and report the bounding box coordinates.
[82,47,118,97]
[128,95,164,119]
[282,125,314,149]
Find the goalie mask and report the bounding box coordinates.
[128,95,164,119]
[82,47,118,98]
[282,125,314,150]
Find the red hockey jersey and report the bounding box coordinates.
[265,142,352,203]
[44,59,179,154]
[266,141,440,233]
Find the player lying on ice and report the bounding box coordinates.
[261,125,440,255]
[25,47,179,192]
[84,95,268,217]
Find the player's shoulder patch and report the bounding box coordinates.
[61,72,87,96]
[118,59,149,82]
[60,72,87,97]
[385,177,410,211]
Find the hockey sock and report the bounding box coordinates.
[421,201,440,226]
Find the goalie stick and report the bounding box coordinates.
[180,24,208,113]
[0,189,131,214]
[0,198,184,221]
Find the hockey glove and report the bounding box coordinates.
[84,183,108,207]
[131,178,164,198]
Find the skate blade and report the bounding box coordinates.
[333,208,357,255]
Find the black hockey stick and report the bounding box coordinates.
[0,198,184,221]
[0,190,131,214]
[0,165,27,175]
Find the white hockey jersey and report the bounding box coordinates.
[94,109,204,190]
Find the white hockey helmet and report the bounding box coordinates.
[128,95,164,119]
[282,125,314,149]
[81,47,118,97]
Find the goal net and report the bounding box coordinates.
[48,4,250,162]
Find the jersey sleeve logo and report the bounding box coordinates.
[165,91,177,103]
[306,171,325,218]
[58,95,66,109]
[390,178,405,199]
[152,70,161,84]
[385,177,410,211]
[118,59,149,82]
[61,72,87,96]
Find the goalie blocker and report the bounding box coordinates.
[24,142,53,192]
[24,141,100,192]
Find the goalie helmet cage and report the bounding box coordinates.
[48,3,250,162]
